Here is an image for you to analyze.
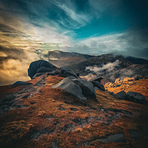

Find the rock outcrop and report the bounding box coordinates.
[91,81,105,91]
[52,77,87,103]
[73,78,96,101]
[98,133,125,143]
[28,60,98,103]
[11,81,32,88]
[126,91,146,104]
[58,69,78,78]
[92,77,103,83]
[115,91,126,100]
[123,77,135,82]
[52,76,97,102]
[28,60,58,79]
[90,77,105,91]
[115,91,146,104]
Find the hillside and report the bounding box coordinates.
[126,56,148,64]
[39,51,148,83]
[65,53,148,82]
[43,50,93,68]
[66,53,131,73]
[0,72,148,147]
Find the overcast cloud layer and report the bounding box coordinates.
[0,0,148,85]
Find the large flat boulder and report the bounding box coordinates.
[52,77,87,103]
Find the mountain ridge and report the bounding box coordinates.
[42,51,148,83]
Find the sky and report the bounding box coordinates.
[0,0,148,85]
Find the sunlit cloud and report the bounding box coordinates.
[55,1,90,29]
[67,30,148,59]
[0,0,148,86]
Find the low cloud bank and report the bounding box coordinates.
[83,60,136,82]
[0,46,39,86]
[86,60,120,73]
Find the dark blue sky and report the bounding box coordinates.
[0,0,148,59]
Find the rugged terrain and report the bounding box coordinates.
[42,51,148,82]
[0,53,148,148]
[0,73,148,148]
[66,54,148,82]
[42,50,93,68]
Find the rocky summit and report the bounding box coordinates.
[0,60,148,148]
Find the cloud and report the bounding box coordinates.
[89,0,122,17]
[0,2,73,85]
[0,59,29,85]
[0,46,39,86]
[67,29,148,59]
[0,9,72,53]
[82,61,136,82]
[66,33,125,55]
[0,45,27,60]
[54,1,90,29]
[119,69,134,80]
[86,60,120,73]
[117,29,148,59]
[0,0,148,86]
[80,73,97,81]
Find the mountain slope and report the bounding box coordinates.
[65,54,132,81]
[67,53,131,71]
[126,56,148,64]
[43,50,93,68]
[64,53,148,82]
[0,74,148,148]
[40,51,148,82]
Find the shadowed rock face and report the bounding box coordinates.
[11,81,32,88]
[28,60,96,103]
[52,75,97,103]
[98,133,125,143]
[58,69,78,78]
[115,91,126,100]
[28,60,58,79]
[114,90,146,104]
[91,81,105,91]
[127,91,146,104]
[52,77,87,103]
[73,78,97,101]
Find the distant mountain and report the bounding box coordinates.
[126,56,148,64]
[64,53,148,82]
[43,50,93,68]
[65,53,132,76]
[46,50,92,59]
[42,50,148,82]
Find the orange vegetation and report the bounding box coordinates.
[0,76,148,148]
[105,79,148,101]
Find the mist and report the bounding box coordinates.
[0,46,39,86]
[86,60,120,74]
